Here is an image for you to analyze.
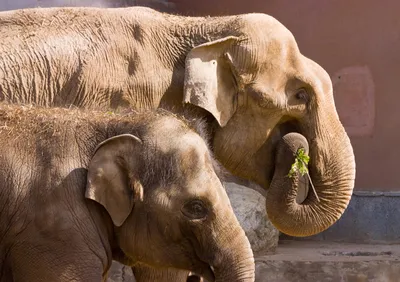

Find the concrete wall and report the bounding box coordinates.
[172,0,400,193]
[281,192,400,244]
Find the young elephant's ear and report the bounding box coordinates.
[85,134,144,227]
[183,36,240,127]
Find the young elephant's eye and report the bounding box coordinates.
[182,200,208,220]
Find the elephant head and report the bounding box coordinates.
[84,120,255,282]
[183,14,355,237]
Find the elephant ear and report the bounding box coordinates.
[183,36,240,127]
[85,134,144,227]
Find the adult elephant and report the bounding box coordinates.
[0,5,355,280]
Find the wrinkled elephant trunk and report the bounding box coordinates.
[214,259,255,282]
[213,232,255,282]
[209,214,255,282]
[266,130,355,237]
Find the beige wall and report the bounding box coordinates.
[174,0,400,191]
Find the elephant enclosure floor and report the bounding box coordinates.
[106,240,400,281]
[255,240,400,282]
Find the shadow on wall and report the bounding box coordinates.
[0,0,175,12]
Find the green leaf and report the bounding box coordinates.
[287,148,310,178]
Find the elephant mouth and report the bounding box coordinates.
[188,255,215,282]
[262,119,310,203]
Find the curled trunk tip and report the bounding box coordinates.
[266,132,355,237]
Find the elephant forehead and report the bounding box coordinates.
[173,140,217,187]
[147,115,218,182]
[157,172,223,208]
[239,15,296,58]
[240,14,333,95]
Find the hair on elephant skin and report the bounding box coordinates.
[0,103,255,282]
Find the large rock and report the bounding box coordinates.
[225,182,279,254]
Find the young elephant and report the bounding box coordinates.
[0,104,255,282]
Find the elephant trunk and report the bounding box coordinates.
[215,259,255,282]
[205,213,255,282]
[213,228,255,282]
[266,129,355,237]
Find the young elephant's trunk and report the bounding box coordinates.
[266,132,355,236]
[211,217,255,282]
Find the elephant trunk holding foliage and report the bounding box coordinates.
[267,130,355,236]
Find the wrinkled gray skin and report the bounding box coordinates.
[0,104,255,282]
[0,6,355,281]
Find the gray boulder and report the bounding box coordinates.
[225,182,279,254]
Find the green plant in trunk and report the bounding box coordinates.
[288,148,319,202]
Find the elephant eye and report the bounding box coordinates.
[295,89,309,102]
[182,199,208,220]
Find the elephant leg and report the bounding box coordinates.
[132,264,201,282]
